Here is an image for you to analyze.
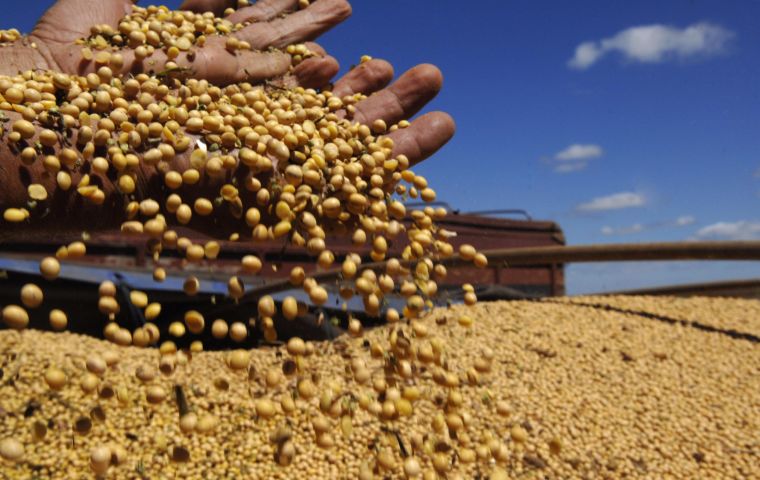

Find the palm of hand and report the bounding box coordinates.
[28,0,354,86]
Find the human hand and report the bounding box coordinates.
[0,1,454,238]
[3,0,349,87]
[7,0,450,165]
[331,60,455,166]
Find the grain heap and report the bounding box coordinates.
[0,297,758,479]
[561,294,760,338]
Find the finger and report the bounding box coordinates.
[179,0,235,15]
[386,112,456,166]
[292,54,339,88]
[332,58,394,98]
[303,41,326,56]
[235,0,351,49]
[226,0,299,24]
[290,41,338,88]
[182,0,299,21]
[350,64,443,126]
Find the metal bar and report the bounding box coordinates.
[403,201,454,211]
[463,209,532,220]
[466,241,760,265]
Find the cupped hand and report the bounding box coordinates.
[11,0,451,165]
[18,0,349,87]
[0,0,454,239]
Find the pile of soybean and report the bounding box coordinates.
[0,296,758,479]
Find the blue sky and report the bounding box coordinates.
[7,1,760,293]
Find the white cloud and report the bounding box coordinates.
[601,215,696,235]
[675,215,696,226]
[568,22,734,70]
[577,192,646,212]
[548,143,603,173]
[556,144,603,161]
[569,43,605,70]
[696,220,760,240]
[601,223,643,235]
